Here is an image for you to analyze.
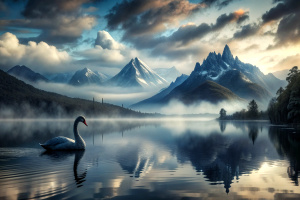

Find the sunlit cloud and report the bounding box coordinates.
[0,32,71,73]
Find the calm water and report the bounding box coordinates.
[0,118,300,200]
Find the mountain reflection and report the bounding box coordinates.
[41,150,87,187]
[175,121,275,194]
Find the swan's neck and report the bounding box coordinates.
[74,120,86,149]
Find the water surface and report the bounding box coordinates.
[0,119,300,199]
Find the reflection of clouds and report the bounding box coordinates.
[2,120,300,199]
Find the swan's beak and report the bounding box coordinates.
[83,121,88,126]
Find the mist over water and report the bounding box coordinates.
[0,119,300,199]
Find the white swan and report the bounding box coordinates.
[40,116,88,150]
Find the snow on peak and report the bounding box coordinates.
[109,57,168,88]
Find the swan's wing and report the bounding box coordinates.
[42,136,75,146]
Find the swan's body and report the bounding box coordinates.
[40,116,88,150]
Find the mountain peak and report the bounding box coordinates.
[108,58,168,88]
[194,62,201,71]
[7,65,48,83]
[222,44,234,65]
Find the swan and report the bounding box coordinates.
[40,116,88,150]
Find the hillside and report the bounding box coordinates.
[0,69,150,118]
[163,80,244,104]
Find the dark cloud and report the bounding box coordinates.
[274,12,300,46]
[213,10,249,31]
[134,11,248,48]
[106,0,203,37]
[262,0,300,48]
[169,23,211,45]
[1,0,99,45]
[200,0,235,9]
[233,24,259,39]
[121,10,248,61]
[262,0,300,24]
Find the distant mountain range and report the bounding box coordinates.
[0,69,149,118]
[7,65,49,83]
[132,45,286,110]
[272,69,289,80]
[153,66,181,83]
[6,58,178,89]
[132,74,188,108]
[106,57,168,88]
[45,72,74,83]
[69,67,110,86]
[4,46,287,113]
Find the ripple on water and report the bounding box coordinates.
[0,147,83,199]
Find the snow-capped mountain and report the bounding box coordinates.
[153,66,181,83]
[107,57,168,88]
[134,45,285,108]
[69,67,109,86]
[131,74,188,108]
[7,65,49,83]
[165,45,285,103]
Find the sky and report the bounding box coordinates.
[0,0,300,76]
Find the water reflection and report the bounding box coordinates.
[41,150,87,187]
[269,126,300,186]
[1,119,300,199]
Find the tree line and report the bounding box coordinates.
[219,99,267,120]
[219,66,300,124]
[267,66,300,124]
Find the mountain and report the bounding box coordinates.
[153,66,181,83]
[131,74,188,108]
[46,72,74,83]
[164,45,285,104]
[272,69,289,81]
[169,80,244,104]
[133,45,285,109]
[0,69,149,118]
[107,57,168,88]
[69,67,109,86]
[7,65,49,83]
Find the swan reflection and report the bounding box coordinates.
[41,150,87,187]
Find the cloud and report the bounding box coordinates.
[120,10,249,61]
[0,32,71,73]
[262,0,300,48]
[94,30,125,50]
[271,54,300,71]
[2,0,98,45]
[106,0,203,37]
[75,30,135,68]
[212,9,249,30]
[77,45,125,63]
[233,23,260,39]
[200,0,235,9]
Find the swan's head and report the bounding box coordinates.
[78,116,88,126]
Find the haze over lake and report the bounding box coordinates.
[1,118,300,200]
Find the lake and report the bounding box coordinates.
[0,118,300,200]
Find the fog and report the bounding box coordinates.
[135,99,248,115]
[35,81,159,108]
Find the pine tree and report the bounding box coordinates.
[219,108,227,119]
[247,100,259,119]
